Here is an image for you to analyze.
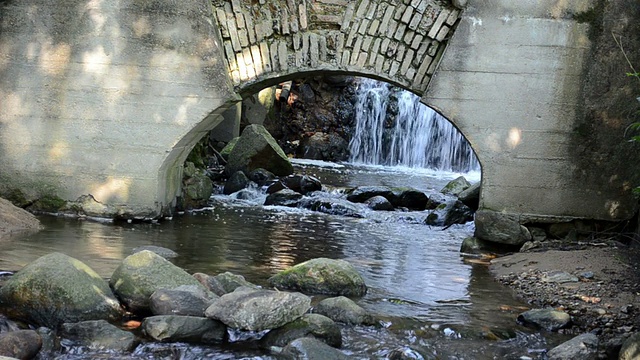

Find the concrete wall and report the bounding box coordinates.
[0,0,239,217]
[424,0,637,222]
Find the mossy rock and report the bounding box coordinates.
[219,137,239,161]
[268,258,367,297]
[225,125,293,177]
[28,195,67,213]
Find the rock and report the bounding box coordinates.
[150,285,216,317]
[460,237,498,254]
[264,189,303,207]
[546,333,598,360]
[390,188,429,210]
[36,327,55,357]
[266,181,288,194]
[619,332,640,360]
[248,168,276,186]
[219,137,239,161]
[223,171,251,195]
[182,169,214,208]
[0,253,123,328]
[61,320,137,352]
[281,337,351,360]
[280,175,323,195]
[528,227,547,242]
[314,296,374,325]
[268,258,367,297]
[297,132,349,162]
[426,200,473,226]
[109,250,207,313]
[458,182,480,210]
[0,197,42,239]
[299,198,364,218]
[388,346,437,360]
[205,288,311,331]
[0,330,42,360]
[226,124,294,177]
[364,195,394,211]
[132,245,178,259]
[440,176,471,196]
[261,313,342,349]
[193,272,259,296]
[346,186,393,203]
[474,210,532,246]
[452,0,468,9]
[142,315,226,345]
[517,308,571,331]
[541,271,579,284]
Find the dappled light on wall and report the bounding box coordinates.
[507,127,522,149]
[91,177,132,203]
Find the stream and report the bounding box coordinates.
[0,161,567,359]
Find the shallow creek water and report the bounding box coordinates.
[0,161,567,359]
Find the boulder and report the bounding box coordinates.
[620,332,640,360]
[314,296,374,325]
[150,285,217,317]
[440,176,471,196]
[219,137,239,161]
[142,315,226,345]
[517,308,571,331]
[458,182,480,210]
[266,181,288,194]
[281,337,351,360]
[132,245,178,260]
[460,237,499,254]
[268,258,367,297]
[474,210,532,246]
[300,198,364,218]
[297,132,349,162]
[193,272,259,297]
[390,188,429,210]
[109,250,207,313]
[264,189,303,207]
[224,171,251,195]
[61,320,137,352]
[260,313,342,349]
[346,186,393,203]
[36,327,56,357]
[205,288,310,331]
[0,253,123,328]
[248,168,276,186]
[425,200,474,226]
[182,169,214,208]
[225,124,293,177]
[0,330,42,360]
[280,175,323,195]
[364,196,394,211]
[546,333,598,360]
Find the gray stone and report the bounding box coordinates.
[346,186,393,203]
[474,210,532,246]
[528,227,547,242]
[517,308,571,331]
[0,253,123,328]
[268,258,367,297]
[280,175,323,195]
[61,320,137,352]
[219,137,240,161]
[265,189,303,207]
[110,250,207,313]
[546,333,598,360]
[226,124,294,177]
[193,272,259,296]
[440,176,471,196]
[281,337,350,360]
[425,200,473,226]
[300,198,364,218]
[365,195,394,211]
[390,188,429,210]
[541,271,579,284]
[142,315,226,344]
[458,181,480,210]
[224,170,251,195]
[205,288,310,331]
[132,245,178,259]
[248,168,276,186]
[36,327,55,358]
[150,285,216,317]
[460,236,497,254]
[0,330,41,360]
[620,332,640,360]
[182,170,214,208]
[261,313,342,348]
[314,296,374,325]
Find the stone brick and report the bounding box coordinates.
[386,20,399,38]
[216,9,229,38]
[341,50,351,66]
[365,3,377,20]
[293,33,301,50]
[227,19,242,51]
[413,54,433,85]
[395,44,406,62]
[310,34,320,67]
[317,0,349,4]
[236,53,247,80]
[446,9,460,26]
[417,40,429,59]
[386,40,398,57]
[382,58,391,73]
[302,33,310,63]
[401,6,413,24]
[255,20,273,42]
[336,33,345,54]
[231,0,242,13]
[427,9,450,38]
[427,40,439,56]
[289,16,299,34]
[381,38,391,54]
[358,19,370,35]
[259,41,272,73]
[368,19,380,36]
[281,9,290,35]
[341,2,356,32]
[356,52,367,67]
[270,42,279,72]
[370,38,382,65]
[394,23,407,40]
[394,4,406,21]
[416,0,429,13]
[250,45,263,75]
[350,37,362,65]
[362,36,373,53]
[403,30,415,45]
[315,14,342,24]
[410,34,424,49]
[427,45,444,75]
[244,13,256,44]
[224,41,237,71]
[355,0,370,18]
[346,25,359,47]
[405,67,416,82]
[236,13,246,29]
[295,51,303,67]
[379,6,395,35]
[375,54,385,73]
[389,61,400,77]
[238,29,249,47]
[278,41,288,70]
[400,48,414,75]
[319,36,327,62]
[299,3,308,30]
[409,13,422,30]
[435,25,450,41]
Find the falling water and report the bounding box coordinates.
[348,79,480,172]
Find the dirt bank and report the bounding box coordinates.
[0,197,42,239]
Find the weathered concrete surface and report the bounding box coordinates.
[0,0,239,217]
[425,0,638,222]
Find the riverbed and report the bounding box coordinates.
[0,161,568,359]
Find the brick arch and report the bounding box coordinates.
[214,0,462,96]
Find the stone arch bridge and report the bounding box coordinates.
[0,0,636,229]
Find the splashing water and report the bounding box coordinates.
[348,79,480,172]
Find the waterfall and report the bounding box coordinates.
[348,79,480,173]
